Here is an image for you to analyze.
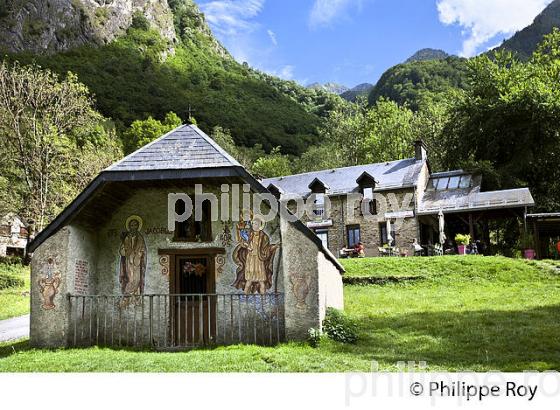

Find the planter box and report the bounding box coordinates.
[523,249,536,260]
[458,245,467,255]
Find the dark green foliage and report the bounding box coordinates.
[369,57,469,111]
[0,268,24,290]
[322,307,358,344]
[5,26,331,155]
[307,328,321,348]
[0,256,23,266]
[442,34,560,212]
[405,48,449,63]
[129,11,150,31]
[340,83,374,102]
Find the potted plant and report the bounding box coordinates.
[455,234,471,255]
[521,233,536,260]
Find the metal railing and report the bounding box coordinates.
[68,293,285,349]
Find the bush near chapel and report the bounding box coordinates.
[322,307,358,344]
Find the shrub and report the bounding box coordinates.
[0,271,24,290]
[0,255,23,265]
[455,233,471,245]
[322,308,358,344]
[307,328,321,348]
[130,11,150,31]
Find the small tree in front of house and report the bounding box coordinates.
[0,61,118,230]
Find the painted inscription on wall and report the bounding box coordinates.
[74,260,89,295]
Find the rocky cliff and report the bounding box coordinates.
[0,0,177,54]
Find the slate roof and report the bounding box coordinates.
[418,188,535,215]
[107,125,241,171]
[262,158,424,197]
[29,124,344,271]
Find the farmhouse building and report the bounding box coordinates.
[28,125,344,348]
[263,141,535,257]
[0,213,30,257]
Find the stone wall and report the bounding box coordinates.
[302,188,419,257]
[30,224,97,347]
[279,217,321,340]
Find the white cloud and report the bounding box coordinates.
[309,0,361,28]
[269,65,295,80]
[437,0,554,57]
[199,0,265,36]
[267,29,277,46]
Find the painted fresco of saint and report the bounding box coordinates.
[119,215,147,297]
[232,214,279,294]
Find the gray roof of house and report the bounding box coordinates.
[262,158,425,197]
[107,125,241,171]
[418,188,535,214]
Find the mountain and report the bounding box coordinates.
[498,0,560,59]
[368,1,560,110]
[368,57,469,111]
[0,0,339,155]
[0,0,177,54]
[307,82,349,95]
[405,48,450,63]
[340,83,374,102]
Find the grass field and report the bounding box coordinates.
[0,256,559,372]
[0,263,30,320]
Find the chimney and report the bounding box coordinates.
[414,140,427,161]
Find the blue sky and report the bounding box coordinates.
[195,0,554,87]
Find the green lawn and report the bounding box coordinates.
[0,263,30,320]
[1,256,559,372]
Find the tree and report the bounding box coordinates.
[0,61,120,229]
[306,96,418,172]
[364,98,416,163]
[252,147,293,178]
[122,111,182,153]
[442,29,560,211]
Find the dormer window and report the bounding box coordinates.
[313,193,325,218]
[356,172,377,216]
[308,178,329,219]
[308,177,329,194]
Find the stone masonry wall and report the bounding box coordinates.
[301,188,419,257]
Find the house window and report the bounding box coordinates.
[315,229,329,249]
[447,176,460,189]
[459,175,471,188]
[174,199,212,242]
[435,178,449,190]
[346,225,361,248]
[380,222,396,246]
[313,194,325,218]
[361,187,377,215]
[430,175,472,191]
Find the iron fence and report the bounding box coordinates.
[67,293,285,349]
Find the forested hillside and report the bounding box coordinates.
[0,0,339,155]
[499,0,560,59]
[368,56,469,111]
